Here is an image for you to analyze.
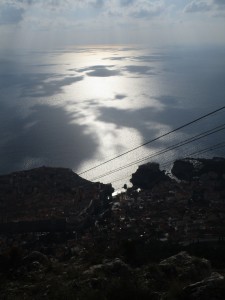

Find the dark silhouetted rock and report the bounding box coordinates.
[159,251,211,283]
[130,162,170,189]
[171,159,195,181]
[83,258,131,277]
[172,157,225,181]
[22,251,50,267]
[0,167,114,223]
[181,272,225,300]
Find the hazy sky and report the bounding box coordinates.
[0,0,225,49]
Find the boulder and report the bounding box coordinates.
[83,258,131,277]
[89,277,107,290]
[181,272,225,300]
[171,157,225,182]
[171,159,195,181]
[159,251,211,283]
[22,251,50,267]
[130,162,170,190]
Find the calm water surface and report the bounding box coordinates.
[0,45,225,189]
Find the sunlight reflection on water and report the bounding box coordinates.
[0,45,225,189]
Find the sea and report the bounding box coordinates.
[0,45,225,190]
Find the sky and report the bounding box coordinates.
[0,0,225,49]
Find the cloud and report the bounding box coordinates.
[184,1,211,13]
[184,0,225,14]
[0,0,106,29]
[0,0,167,32]
[105,0,166,19]
[130,2,166,18]
[1,0,225,47]
[1,0,65,7]
[119,0,135,6]
[1,0,104,10]
[213,0,225,6]
[89,0,104,8]
[0,4,25,25]
[213,0,225,12]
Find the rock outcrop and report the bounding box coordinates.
[130,162,171,189]
[159,251,211,282]
[22,251,50,267]
[172,157,225,181]
[181,272,225,300]
[83,258,131,277]
[1,247,225,299]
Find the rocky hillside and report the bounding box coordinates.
[0,167,101,222]
[0,157,225,299]
[0,247,224,300]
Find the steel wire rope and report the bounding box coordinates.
[52,140,225,193]
[90,123,225,181]
[78,106,225,176]
[161,141,225,169]
[109,141,225,186]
